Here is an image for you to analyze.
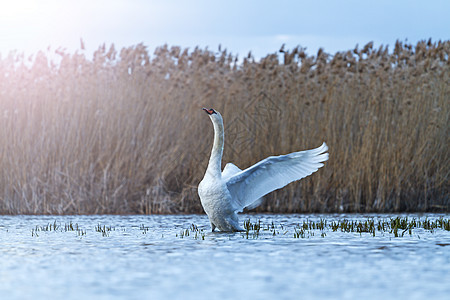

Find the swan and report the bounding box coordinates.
[198,108,329,232]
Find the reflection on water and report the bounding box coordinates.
[0,214,449,300]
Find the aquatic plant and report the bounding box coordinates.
[28,216,450,240]
[174,216,450,240]
[238,216,450,240]
[31,221,86,236]
[293,227,306,238]
[140,224,149,234]
[95,224,114,237]
[176,223,205,240]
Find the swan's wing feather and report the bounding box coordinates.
[222,163,242,181]
[243,197,264,210]
[226,143,328,211]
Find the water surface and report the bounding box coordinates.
[1,214,449,300]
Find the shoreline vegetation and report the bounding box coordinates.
[0,40,448,214]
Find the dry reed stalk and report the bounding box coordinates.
[0,40,448,214]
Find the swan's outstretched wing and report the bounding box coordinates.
[225,143,328,212]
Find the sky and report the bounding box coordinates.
[0,0,449,60]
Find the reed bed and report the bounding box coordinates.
[0,40,448,214]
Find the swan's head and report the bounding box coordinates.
[202,108,217,115]
[202,107,222,122]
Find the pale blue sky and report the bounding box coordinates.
[0,0,449,59]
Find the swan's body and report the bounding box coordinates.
[198,108,329,232]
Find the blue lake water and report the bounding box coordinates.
[1,214,449,300]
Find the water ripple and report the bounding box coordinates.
[0,214,449,300]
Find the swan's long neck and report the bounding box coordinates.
[206,115,224,178]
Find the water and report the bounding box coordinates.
[1,214,449,300]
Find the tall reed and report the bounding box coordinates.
[0,40,448,214]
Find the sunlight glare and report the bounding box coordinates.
[0,0,95,55]
[0,0,40,21]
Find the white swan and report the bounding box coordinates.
[198,108,329,232]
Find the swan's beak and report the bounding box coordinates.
[202,108,216,115]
